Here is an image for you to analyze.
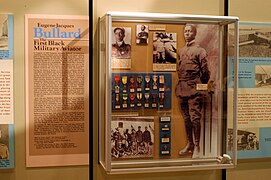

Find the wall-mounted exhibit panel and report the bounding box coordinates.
[25,14,89,167]
[228,22,271,159]
[98,12,239,174]
[0,14,14,169]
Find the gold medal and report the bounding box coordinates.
[137,93,142,107]
[152,75,158,90]
[122,76,127,92]
[137,93,142,100]
[122,93,128,108]
[115,94,120,109]
[116,93,119,102]
[159,75,165,92]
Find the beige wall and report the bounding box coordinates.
[93,0,271,180]
[0,1,89,180]
[93,0,225,38]
[230,1,271,22]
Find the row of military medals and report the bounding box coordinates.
[114,75,165,109]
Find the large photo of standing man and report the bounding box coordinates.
[176,24,218,158]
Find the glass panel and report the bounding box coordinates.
[99,16,108,168]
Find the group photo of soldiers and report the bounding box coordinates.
[111,117,154,159]
[0,15,8,50]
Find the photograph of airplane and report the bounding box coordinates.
[229,23,271,57]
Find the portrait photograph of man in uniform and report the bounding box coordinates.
[112,27,131,59]
[175,24,219,158]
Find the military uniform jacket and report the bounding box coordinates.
[137,31,148,44]
[176,41,210,97]
[112,41,131,59]
[142,130,151,143]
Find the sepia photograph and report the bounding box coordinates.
[255,65,271,88]
[228,128,259,151]
[111,116,154,159]
[112,27,132,59]
[153,32,177,64]
[176,24,219,158]
[0,15,8,50]
[230,23,271,57]
[0,125,10,160]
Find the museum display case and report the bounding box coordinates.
[98,11,239,174]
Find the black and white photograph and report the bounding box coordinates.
[136,24,149,45]
[228,128,259,151]
[0,125,10,160]
[230,23,271,57]
[0,15,8,50]
[111,116,154,159]
[152,32,177,71]
[255,65,271,88]
[111,27,132,69]
[112,27,131,59]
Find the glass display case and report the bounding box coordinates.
[98,11,239,174]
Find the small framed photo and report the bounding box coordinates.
[153,32,177,71]
[111,27,132,69]
[136,24,149,45]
